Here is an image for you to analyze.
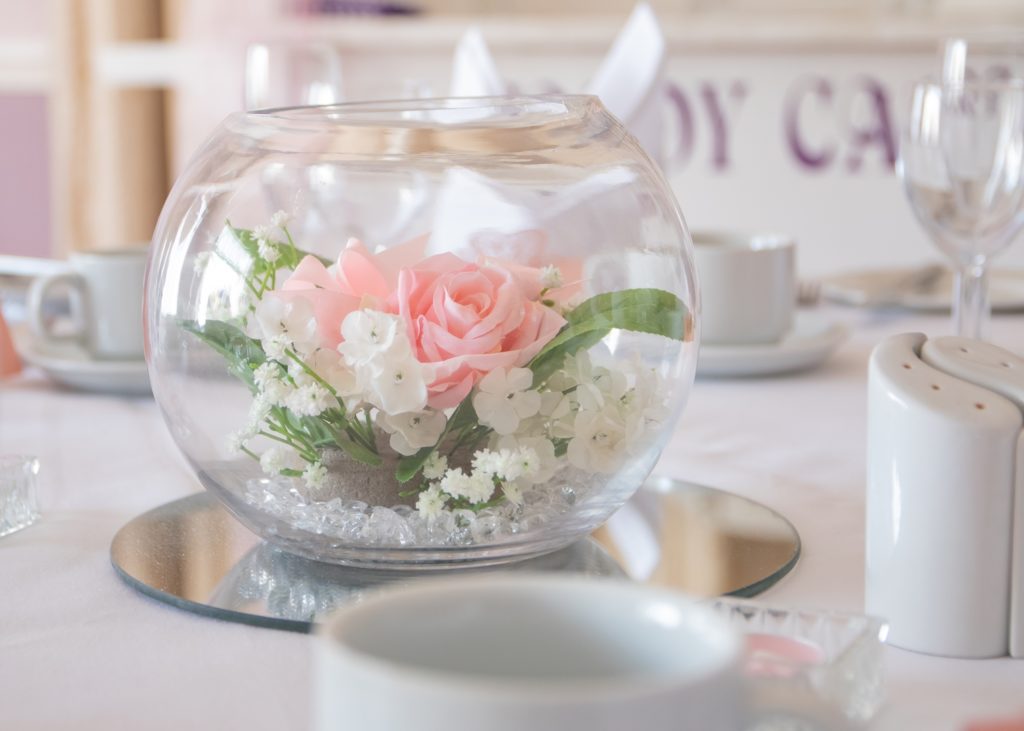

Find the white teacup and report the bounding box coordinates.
[28,248,148,360]
[693,232,796,345]
[314,575,745,731]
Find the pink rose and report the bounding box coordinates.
[276,236,426,348]
[394,254,566,409]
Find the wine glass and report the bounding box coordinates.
[897,78,1024,339]
[943,34,1024,87]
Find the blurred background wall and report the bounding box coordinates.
[1,0,1023,274]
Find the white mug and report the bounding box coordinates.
[314,575,745,731]
[28,248,148,360]
[692,231,796,345]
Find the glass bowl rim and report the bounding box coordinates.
[241,93,602,128]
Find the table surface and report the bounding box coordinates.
[2,305,1023,731]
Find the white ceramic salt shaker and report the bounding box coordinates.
[866,333,1024,658]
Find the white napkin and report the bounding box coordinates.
[446,3,668,166]
[585,2,666,166]
[426,166,646,274]
[450,27,508,98]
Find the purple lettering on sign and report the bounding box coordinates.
[700,81,747,171]
[664,81,694,169]
[845,77,897,173]
[784,76,837,170]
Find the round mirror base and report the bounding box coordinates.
[111,478,800,633]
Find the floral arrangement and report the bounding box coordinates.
[187,212,688,524]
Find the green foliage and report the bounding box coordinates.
[529,288,688,383]
[181,319,265,390]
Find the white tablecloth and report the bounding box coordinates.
[2,306,1023,730]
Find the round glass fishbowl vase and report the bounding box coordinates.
[146,96,699,569]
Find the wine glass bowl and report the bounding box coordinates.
[897,77,1024,338]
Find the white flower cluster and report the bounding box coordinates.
[561,352,669,474]
[338,310,434,417]
[415,446,540,519]
[409,355,667,519]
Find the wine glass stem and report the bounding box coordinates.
[953,262,989,340]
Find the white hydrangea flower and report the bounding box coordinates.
[546,370,576,392]
[338,310,404,367]
[628,363,671,430]
[540,265,563,289]
[377,409,446,456]
[270,210,291,229]
[338,310,432,415]
[422,452,448,480]
[259,446,302,476]
[539,390,572,420]
[302,462,328,491]
[252,224,272,242]
[364,353,430,416]
[566,408,629,474]
[285,383,334,417]
[258,239,280,264]
[416,485,447,519]
[562,351,594,386]
[305,349,358,397]
[255,296,318,356]
[592,366,628,400]
[472,367,541,435]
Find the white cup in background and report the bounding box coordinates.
[692,232,796,346]
[28,248,148,360]
[315,575,745,731]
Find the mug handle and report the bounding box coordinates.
[27,272,89,346]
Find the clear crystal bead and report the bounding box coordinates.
[0,456,40,538]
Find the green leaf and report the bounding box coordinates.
[563,288,688,335]
[333,429,383,466]
[528,288,688,383]
[396,447,435,484]
[181,319,266,389]
[529,328,608,384]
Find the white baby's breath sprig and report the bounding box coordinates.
[285,383,334,417]
[422,452,448,481]
[252,224,272,243]
[257,238,280,264]
[416,485,447,519]
[270,210,292,229]
[439,467,495,504]
[540,265,563,289]
[302,462,328,491]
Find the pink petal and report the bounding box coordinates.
[427,371,477,410]
[336,239,390,299]
[283,255,341,292]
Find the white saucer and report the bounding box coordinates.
[14,328,151,396]
[822,267,1024,312]
[697,315,848,378]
